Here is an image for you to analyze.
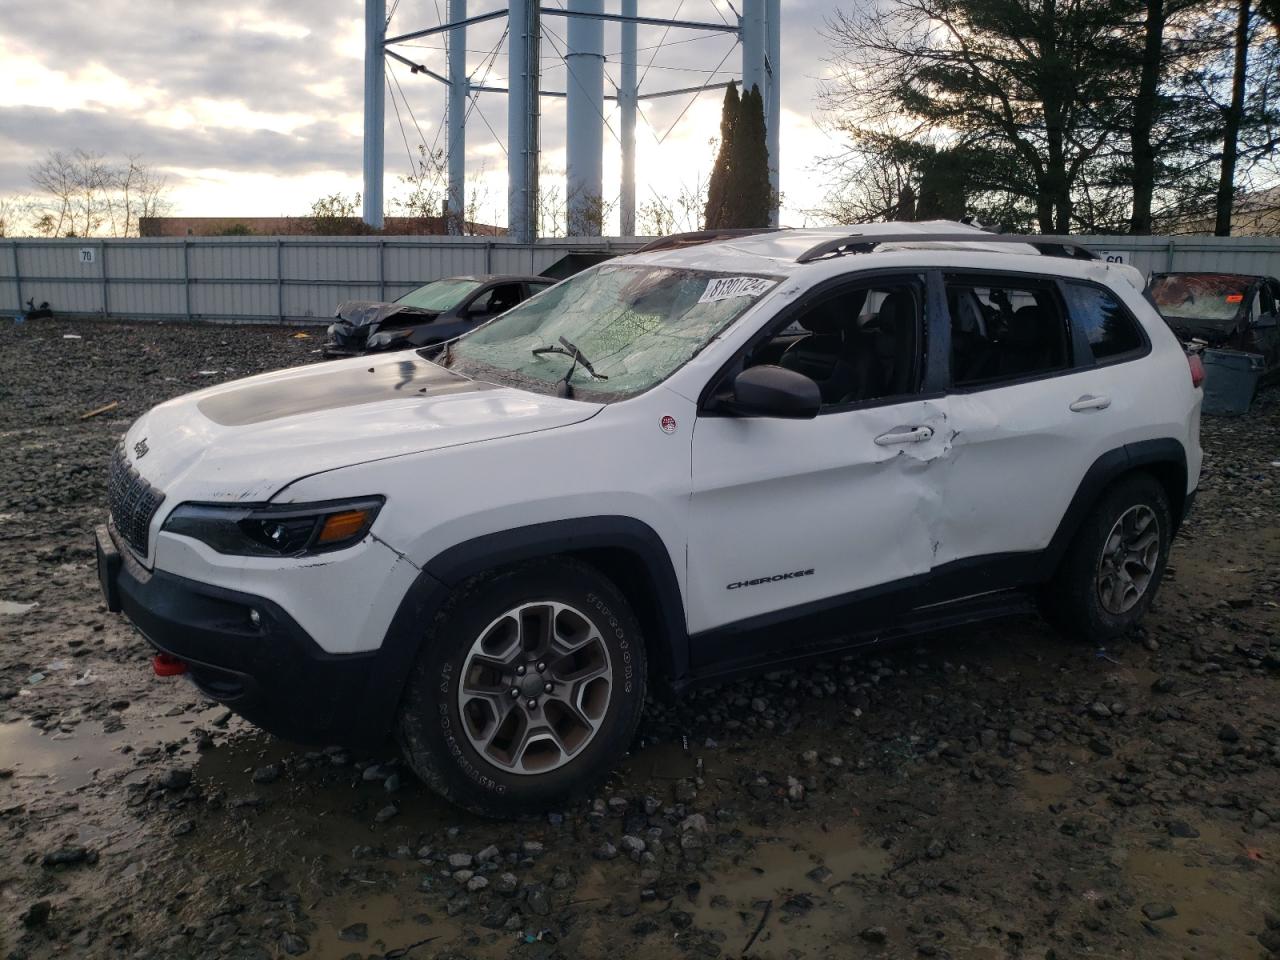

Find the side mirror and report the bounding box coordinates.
[726,365,822,419]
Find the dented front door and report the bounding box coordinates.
[685,399,951,636]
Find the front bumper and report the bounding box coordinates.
[97,524,392,748]
[322,342,365,358]
[323,322,368,357]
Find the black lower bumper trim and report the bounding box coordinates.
[104,530,391,748]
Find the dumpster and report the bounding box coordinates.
[1201,348,1265,415]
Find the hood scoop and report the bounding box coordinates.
[197,355,493,427]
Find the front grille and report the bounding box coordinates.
[108,445,164,556]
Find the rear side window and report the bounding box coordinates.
[946,277,1069,387]
[1062,282,1144,361]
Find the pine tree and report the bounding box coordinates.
[915,149,968,221]
[728,85,771,228]
[703,83,740,229]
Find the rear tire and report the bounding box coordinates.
[397,558,647,817]
[1041,474,1172,643]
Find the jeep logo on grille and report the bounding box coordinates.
[133,438,150,459]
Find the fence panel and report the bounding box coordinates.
[4,234,1278,324]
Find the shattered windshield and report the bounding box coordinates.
[442,265,779,400]
[1149,274,1250,329]
[395,278,484,312]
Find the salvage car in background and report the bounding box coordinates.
[1148,272,1280,375]
[324,275,555,357]
[1148,272,1280,414]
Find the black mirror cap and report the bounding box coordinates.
[730,365,822,419]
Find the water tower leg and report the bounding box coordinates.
[566,0,604,236]
[507,0,540,243]
[766,0,780,226]
[446,0,467,235]
[619,0,637,237]
[740,0,765,102]
[363,0,386,229]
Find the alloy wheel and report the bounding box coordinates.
[455,601,613,775]
[1096,504,1161,615]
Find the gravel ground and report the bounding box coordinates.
[1,317,1278,960]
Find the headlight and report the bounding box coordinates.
[162,497,384,557]
[368,329,414,348]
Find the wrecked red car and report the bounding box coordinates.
[1148,272,1280,379]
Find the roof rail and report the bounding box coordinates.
[795,232,1098,265]
[635,227,786,254]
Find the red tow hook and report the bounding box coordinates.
[152,653,188,677]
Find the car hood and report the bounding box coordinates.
[334,300,438,328]
[123,354,600,503]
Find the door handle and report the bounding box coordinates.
[1069,395,1111,412]
[874,426,934,446]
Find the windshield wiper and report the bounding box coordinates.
[532,336,608,398]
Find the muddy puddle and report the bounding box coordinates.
[1117,818,1279,959]
[0,704,226,795]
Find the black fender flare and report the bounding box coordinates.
[1039,437,1189,578]
[365,517,689,737]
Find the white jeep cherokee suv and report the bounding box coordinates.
[97,222,1202,815]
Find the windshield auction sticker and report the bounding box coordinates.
[698,277,775,304]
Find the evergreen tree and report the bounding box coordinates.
[703,83,740,229]
[729,85,772,228]
[915,149,969,221]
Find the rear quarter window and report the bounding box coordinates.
[1063,281,1145,362]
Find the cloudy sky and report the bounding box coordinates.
[0,0,850,233]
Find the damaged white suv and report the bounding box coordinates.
[97,222,1203,815]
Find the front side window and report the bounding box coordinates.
[1062,281,1144,361]
[947,277,1069,387]
[444,265,779,400]
[396,278,484,312]
[1259,284,1276,316]
[744,279,923,407]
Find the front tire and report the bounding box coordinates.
[397,558,647,817]
[1042,474,1172,642]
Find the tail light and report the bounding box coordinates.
[1187,352,1205,389]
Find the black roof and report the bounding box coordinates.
[438,274,555,284]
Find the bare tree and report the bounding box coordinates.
[637,177,710,236]
[28,149,171,237]
[392,144,449,223]
[29,150,78,237]
[809,137,920,225]
[110,156,171,238]
[0,195,34,237]
[535,164,568,239]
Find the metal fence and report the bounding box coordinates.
[1064,234,1280,277]
[0,236,646,324]
[3,233,1279,325]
